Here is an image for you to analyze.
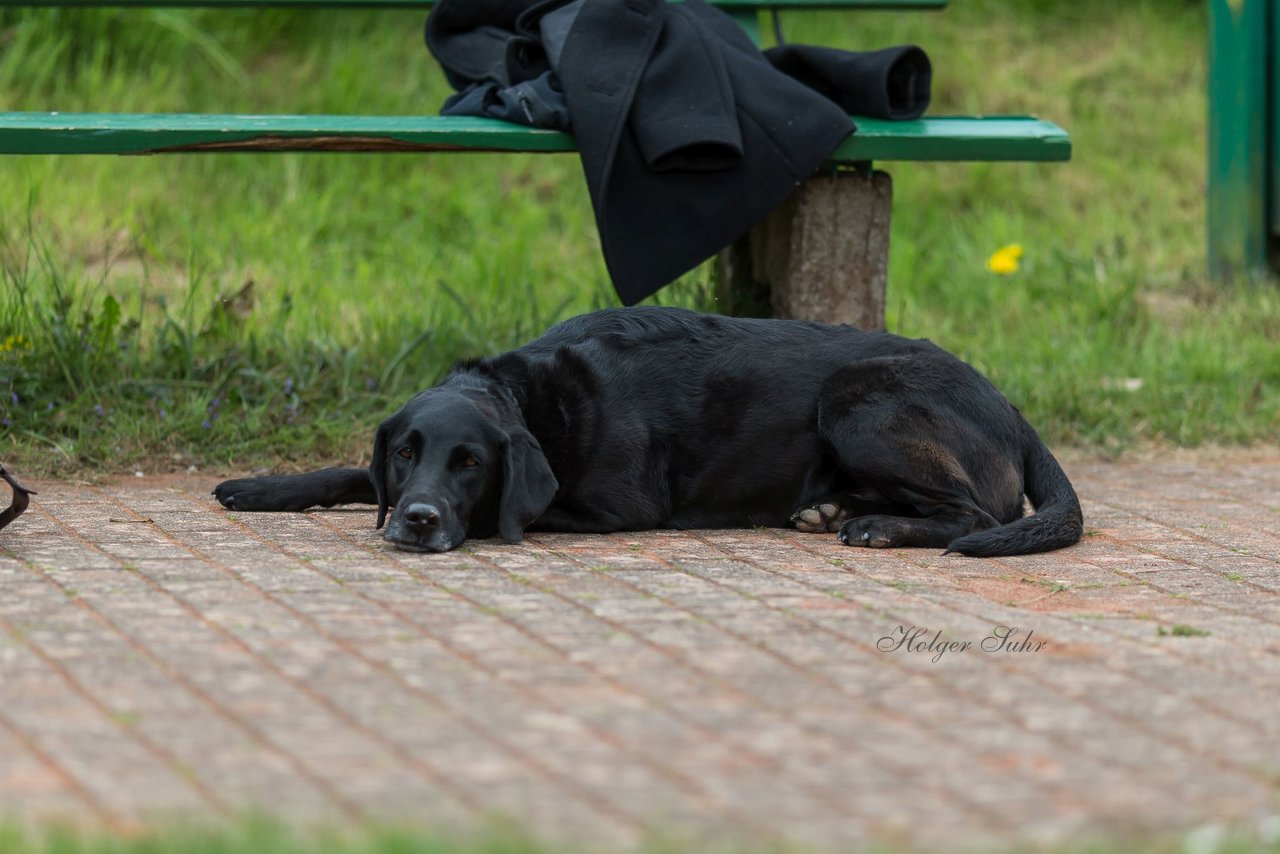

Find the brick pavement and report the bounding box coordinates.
[1,451,1279,850]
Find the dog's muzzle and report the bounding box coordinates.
[382,500,463,553]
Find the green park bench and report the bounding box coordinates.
[0,0,1071,330]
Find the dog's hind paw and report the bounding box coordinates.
[791,501,850,533]
[837,516,896,548]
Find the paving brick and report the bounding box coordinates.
[0,452,1278,848]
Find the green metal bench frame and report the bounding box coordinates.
[0,0,1072,328]
[1207,0,1276,280]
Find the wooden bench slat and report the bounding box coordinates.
[0,113,1070,162]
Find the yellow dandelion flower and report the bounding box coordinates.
[1,335,32,359]
[985,243,1024,275]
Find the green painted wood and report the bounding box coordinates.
[833,116,1070,162]
[0,0,946,7]
[0,112,1070,162]
[1207,0,1269,279]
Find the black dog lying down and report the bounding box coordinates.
[214,307,1082,556]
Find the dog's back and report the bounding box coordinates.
[479,308,861,528]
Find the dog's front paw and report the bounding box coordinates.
[212,476,307,512]
[837,516,897,548]
[791,501,849,533]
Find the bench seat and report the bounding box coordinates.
[0,0,1071,328]
[0,112,1070,162]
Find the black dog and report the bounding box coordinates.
[214,307,1082,556]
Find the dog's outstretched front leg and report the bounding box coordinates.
[213,467,375,512]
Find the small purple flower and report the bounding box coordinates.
[365,377,377,391]
[9,392,17,405]
[201,419,213,430]
[94,404,105,417]
[283,377,294,396]
[46,402,54,411]
[158,408,167,418]
[1,417,10,428]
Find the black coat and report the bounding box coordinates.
[427,0,930,305]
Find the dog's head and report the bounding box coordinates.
[369,388,558,552]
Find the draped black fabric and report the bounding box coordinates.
[426,0,931,305]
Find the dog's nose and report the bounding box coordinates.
[403,502,441,530]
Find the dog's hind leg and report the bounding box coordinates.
[829,451,1003,549]
[817,358,1010,550]
[793,468,999,547]
[837,501,997,549]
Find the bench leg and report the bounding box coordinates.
[715,168,891,331]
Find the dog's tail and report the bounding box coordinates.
[944,426,1083,557]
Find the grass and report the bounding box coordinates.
[0,820,569,854]
[1158,623,1212,637]
[1,0,1278,477]
[4,819,1280,854]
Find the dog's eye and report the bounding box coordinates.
[461,455,480,468]
[396,446,413,460]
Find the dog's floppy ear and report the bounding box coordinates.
[370,419,392,530]
[498,426,558,543]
